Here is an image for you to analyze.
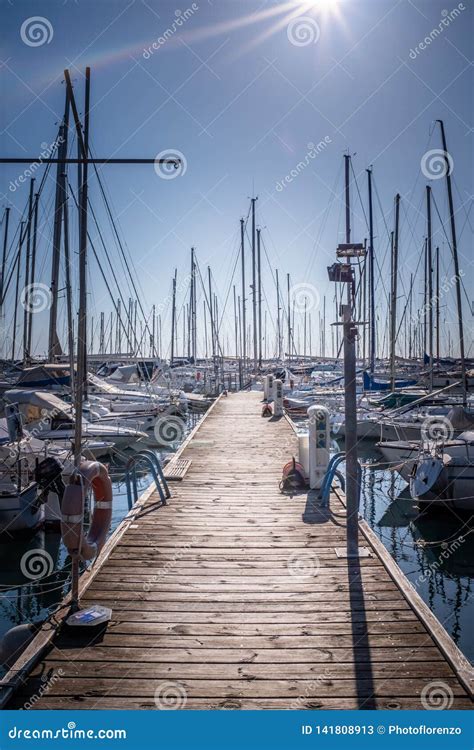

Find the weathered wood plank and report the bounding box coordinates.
[4,391,472,710]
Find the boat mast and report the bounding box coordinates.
[22,177,35,363]
[286,273,291,365]
[240,218,246,368]
[367,167,376,372]
[436,119,466,404]
[26,192,39,361]
[0,207,11,323]
[276,268,281,361]
[11,222,25,361]
[68,65,90,467]
[257,226,262,369]
[390,194,400,390]
[435,246,440,362]
[233,284,238,360]
[170,269,177,365]
[48,90,69,360]
[426,185,433,391]
[251,197,257,373]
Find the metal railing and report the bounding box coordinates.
[319,452,361,509]
[125,450,170,509]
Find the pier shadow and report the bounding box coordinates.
[346,536,377,710]
[301,490,377,709]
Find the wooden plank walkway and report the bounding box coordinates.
[4,391,473,709]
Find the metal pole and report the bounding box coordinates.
[251,197,257,372]
[276,268,281,360]
[435,247,440,362]
[48,93,69,359]
[0,207,10,318]
[390,195,400,390]
[257,227,262,368]
[367,168,375,372]
[233,284,238,360]
[11,223,25,361]
[426,186,433,391]
[240,218,246,366]
[344,154,351,244]
[26,193,39,360]
[23,177,35,362]
[286,273,291,364]
[343,302,359,557]
[437,120,466,404]
[170,269,177,365]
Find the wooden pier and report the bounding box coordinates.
[3,392,473,709]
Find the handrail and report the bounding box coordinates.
[319,452,361,509]
[125,450,170,509]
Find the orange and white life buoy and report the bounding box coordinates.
[61,461,113,562]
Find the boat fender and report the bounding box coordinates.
[0,622,42,670]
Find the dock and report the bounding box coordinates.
[3,391,473,710]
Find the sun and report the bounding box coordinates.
[297,0,341,15]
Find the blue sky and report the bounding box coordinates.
[1,0,473,359]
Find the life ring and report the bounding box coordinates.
[61,461,113,562]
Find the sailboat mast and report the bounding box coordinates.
[257,226,262,368]
[240,218,246,367]
[22,177,35,363]
[437,119,466,404]
[435,247,440,362]
[390,195,400,390]
[0,207,10,322]
[251,197,257,372]
[426,185,433,391]
[170,269,177,365]
[367,168,376,372]
[276,268,281,361]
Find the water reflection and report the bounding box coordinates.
[358,442,474,663]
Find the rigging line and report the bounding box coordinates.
[89,151,153,343]
[194,257,224,359]
[67,178,136,339]
[431,192,471,312]
[452,176,474,235]
[88,139,143,300]
[304,160,344,280]
[349,159,369,232]
[1,160,55,302]
[216,239,241,334]
[66,182,137,355]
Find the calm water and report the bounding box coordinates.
[0,415,472,674]
[356,442,474,663]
